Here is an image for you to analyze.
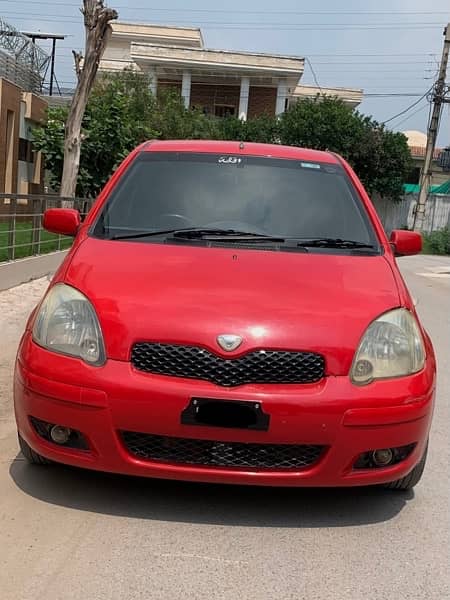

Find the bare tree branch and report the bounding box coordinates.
[60,1,118,198]
[72,50,83,80]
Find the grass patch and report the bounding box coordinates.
[0,220,72,262]
[422,228,450,256]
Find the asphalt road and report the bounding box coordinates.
[0,255,449,600]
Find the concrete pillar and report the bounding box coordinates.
[275,80,288,115]
[148,67,158,96]
[181,70,191,108]
[239,76,250,121]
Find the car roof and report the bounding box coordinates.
[142,140,339,164]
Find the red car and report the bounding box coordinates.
[14,141,435,490]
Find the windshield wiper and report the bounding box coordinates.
[171,228,285,242]
[295,238,376,250]
[108,228,285,242]
[107,230,372,249]
[108,227,193,240]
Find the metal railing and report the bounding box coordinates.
[0,17,50,93]
[0,194,93,262]
[0,48,41,93]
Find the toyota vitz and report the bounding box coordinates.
[14,141,436,491]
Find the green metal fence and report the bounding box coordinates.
[0,194,93,262]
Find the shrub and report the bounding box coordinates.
[422,228,450,255]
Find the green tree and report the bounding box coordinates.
[34,70,159,197]
[153,89,221,140]
[215,114,279,144]
[33,106,67,194]
[279,97,411,200]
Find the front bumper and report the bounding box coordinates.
[14,333,435,487]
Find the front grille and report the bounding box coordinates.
[131,343,325,387]
[121,431,325,470]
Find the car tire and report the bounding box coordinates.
[18,434,52,465]
[385,442,428,491]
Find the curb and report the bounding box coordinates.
[0,251,67,291]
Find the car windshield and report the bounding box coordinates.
[92,152,378,249]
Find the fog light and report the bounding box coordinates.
[354,443,416,470]
[50,425,71,445]
[30,417,89,450]
[372,448,394,467]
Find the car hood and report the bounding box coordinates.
[64,238,400,375]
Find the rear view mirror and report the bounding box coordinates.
[43,209,81,237]
[390,230,422,257]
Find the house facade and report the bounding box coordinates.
[0,22,48,197]
[99,22,363,120]
[403,130,450,189]
[0,77,47,196]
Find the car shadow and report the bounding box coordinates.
[9,457,413,528]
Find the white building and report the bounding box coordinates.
[99,22,363,120]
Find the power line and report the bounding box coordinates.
[21,39,445,59]
[391,103,429,128]
[45,81,435,99]
[0,1,448,14]
[383,87,433,124]
[365,93,431,97]
[51,66,434,86]
[51,49,437,65]
[300,62,436,66]
[41,43,439,59]
[51,61,434,81]
[1,7,446,25]
[2,13,446,30]
[50,59,442,82]
[293,53,439,57]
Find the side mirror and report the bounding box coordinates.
[43,208,81,237]
[390,230,422,257]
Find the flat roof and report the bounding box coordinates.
[294,84,363,107]
[112,21,203,34]
[294,84,363,96]
[111,22,203,47]
[131,42,304,79]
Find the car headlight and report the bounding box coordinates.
[32,283,106,366]
[351,308,425,385]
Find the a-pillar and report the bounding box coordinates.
[275,80,288,115]
[181,71,191,108]
[239,76,250,120]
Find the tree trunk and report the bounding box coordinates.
[60,0,118,198]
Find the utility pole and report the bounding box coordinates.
[49,38,56,96]
[412,23,450,231]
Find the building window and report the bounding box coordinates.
[18,138,33,163]
[5,110,15,194]
[214,104,236,118]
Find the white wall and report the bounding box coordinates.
[102,38,133,63]
[372,194,450,234]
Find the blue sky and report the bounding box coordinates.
[1,0,449,145]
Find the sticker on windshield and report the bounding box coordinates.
[300,162,321,169]
[218,156,242,164]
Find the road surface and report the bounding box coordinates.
[0,255,449,600]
